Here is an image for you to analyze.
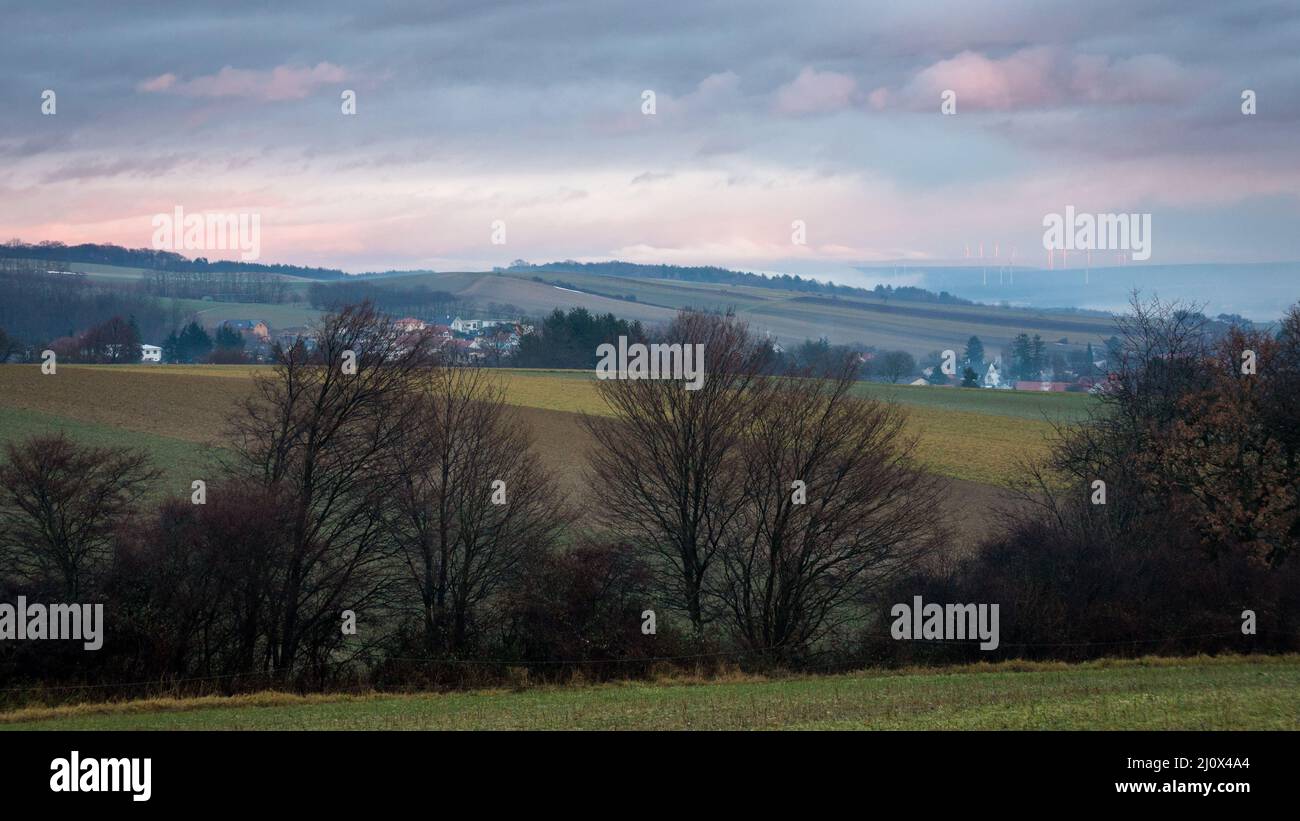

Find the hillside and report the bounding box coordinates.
[5,252,1125,357]
[372,268,1118,356]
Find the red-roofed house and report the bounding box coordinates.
[393,317,427,333]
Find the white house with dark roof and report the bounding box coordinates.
[981,360,1002,389]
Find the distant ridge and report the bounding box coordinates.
[501,259,976,306]
[0,240,348,280]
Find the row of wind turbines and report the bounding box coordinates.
[962,243,1135,286]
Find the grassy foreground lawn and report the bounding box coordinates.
[3,656,1296,731]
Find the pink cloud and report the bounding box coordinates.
[663,70,742,116]
[137,63,347,102]
[774,67,857,116]
[875,48,1195,112]
[137,73,176,93]
[907,47,1058,110]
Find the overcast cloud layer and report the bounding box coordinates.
[2,0,1298,280]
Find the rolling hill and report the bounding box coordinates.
[8,255,1124,357]
[371,268,1118,356]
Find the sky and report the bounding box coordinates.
[2,0,1299,285]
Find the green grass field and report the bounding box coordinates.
[0,365,1092,487]
[493,369,1092,485]
[497,366,1096,419]
[163,298,321,331]
[0,405,221,499]
[14,258,319,291]
[2,656,1294,730]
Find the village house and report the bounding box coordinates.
[981,359,1012,389]
[393,317,427,333]
[222,319,270,341]
[440,337,485,362]
[450,316,520,335]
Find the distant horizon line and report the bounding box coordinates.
[8,238,1298,279]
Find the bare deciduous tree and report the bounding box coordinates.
[877,350,916,384]
[584,310,772,641]
[387,366,566,654]
[0,433,158,598]
[718,357,944,659]
[224,301,438,674]
[111,483,292,681]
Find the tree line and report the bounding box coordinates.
[1,240,347,280]
[503,259,974,305]
[879,296,1300,663]
[307,280,464,320]
[142,270,291,304]
[0,264,183,355]
[0,304,939,698]
[513,308,645,369]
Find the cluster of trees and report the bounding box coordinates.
[883,297,1300,662]
[763,338,927,384]
[868,283,973,306]
[947,336,987,386]
[513,307,645,369]
[0,305,944,698]
[962,336,985,373]
[0,305,558,694]
[31,318,250,365]
[504,259,972,304]
[0,264,182,355]
[763,338,858,376]
[1004,332,1111,383]
[587,313,943,658]
[46,315,144,364]
[307,281,462,319]
[158,322,209,363]
[143,270,290,304]
[152,322,249,364]
[1007,333,1049,381]
[1049,298,1300,568]
[1,239,347,280]
[872,350,916,383]
[209,325,247,363]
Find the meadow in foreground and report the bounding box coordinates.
[3,656,1295,731]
